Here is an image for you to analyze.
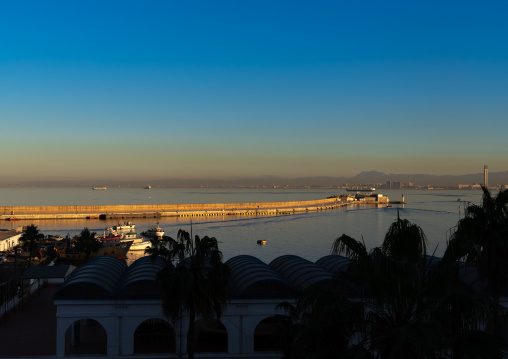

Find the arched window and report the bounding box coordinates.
[64,318,107,356]
[194,319,228,352]
[254,315,290,352]
[134,318,176,353]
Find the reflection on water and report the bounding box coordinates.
[1,189,483,264]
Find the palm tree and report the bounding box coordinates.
[278,285,367,359]
[447,187,508,303]
[19,224,44,266]
[74,227,102,262]
[146,229,231,359]
[331,215,505,358]
[446,186,508,335]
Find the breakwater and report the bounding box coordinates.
[0,197,388,220]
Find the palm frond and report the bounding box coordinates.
[330,234,368,260]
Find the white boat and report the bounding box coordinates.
[142,223,164,237]
[107,221,136,231]
[121,232,152,251]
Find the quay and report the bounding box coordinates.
[0,196,391,221]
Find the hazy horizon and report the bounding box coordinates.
[0,169,504,188]
[2,1,507,181]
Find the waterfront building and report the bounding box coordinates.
[48,253,501,358]
[52,255,315,357]
[0,229,22,252]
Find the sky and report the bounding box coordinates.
[1,1,507,182]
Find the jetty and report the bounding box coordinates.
[0,195,390,221]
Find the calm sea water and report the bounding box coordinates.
[0,188,483,263]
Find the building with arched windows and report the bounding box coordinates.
[52,253,489,358]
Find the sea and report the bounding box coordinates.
[0,188,483,264]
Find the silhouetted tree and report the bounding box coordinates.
[328,215,505,359]
[446,187,508,335]
[75,227,102,262]
[278,285,367,359]
[147,229,231,359]
[19,224,44,266]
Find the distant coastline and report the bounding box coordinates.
[1,170,506,189]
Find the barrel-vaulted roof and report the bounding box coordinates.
[117,256,166,297]
[225,255,292,297]
[315,255,361,295]
[269,255,333,290]
[54,256,128,298]
[316,255,350,275]
[53,254,488,301]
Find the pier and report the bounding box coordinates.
[0,197,390,221]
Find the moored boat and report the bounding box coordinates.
[107,221,136,231]
[121,232,153,251]
[142,223,164,237]
[99,231,122,242]
[92,239,133,261]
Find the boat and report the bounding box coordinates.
[92,239,133,261]
[107,221,136,231]
[142,223,164,237]
[144,185,151,189]
[92,187,107,190]
[257,240,267,245]
[99,231,123,242]
[121,232,153,251]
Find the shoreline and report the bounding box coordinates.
[0,197,392,221]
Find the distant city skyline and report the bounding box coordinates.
[2,169,508,189]
[1,1,507,181]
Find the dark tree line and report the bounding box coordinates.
[279,187,508,359]
[145,187,508,358]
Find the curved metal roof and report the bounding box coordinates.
[225,255,292,296]
[269,255,333,290]
[53,254,491,300]
[116,256,166,297]
[315,255,363,296]
[316,255,350,275]
[54,257,128,298]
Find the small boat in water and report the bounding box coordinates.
[142,223,164,237]
[257,240,267,245]
[99,231,123,242]
[121,232,153,251]
[92,187,107,190]
[93,239,133,261]
[107,221,136,231]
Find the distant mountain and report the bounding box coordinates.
[1,171,508,188]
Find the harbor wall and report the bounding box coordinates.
[0,197,390,220]
[0,198,340,215]
[0,197,354,220]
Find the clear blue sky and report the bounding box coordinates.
[1,1,507,181]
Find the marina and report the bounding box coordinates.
[0,188,483,263]
[0,194,390,221]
